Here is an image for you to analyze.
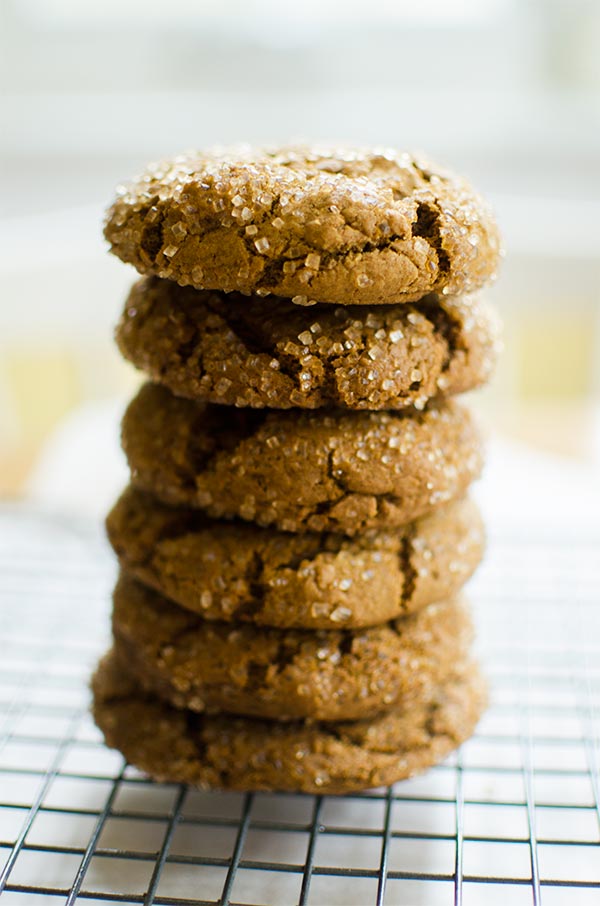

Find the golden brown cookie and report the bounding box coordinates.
[112,572,473,722]
[104,145,501,305]
[107,486,484,630]
[117,277,500,410]
[121,383,483,535]
[92,649,486,794]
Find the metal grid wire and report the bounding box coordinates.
[0,502,599,905]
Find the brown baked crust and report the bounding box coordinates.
[92,648,486,794]
[106,486,484,630]
[116,277,500,410]
[121,383,483,535]
[112,572,473,722]
[104,146,501,306]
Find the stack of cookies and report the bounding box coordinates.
[93,146,501,794]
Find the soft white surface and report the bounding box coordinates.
[26,398,130,520]
[476,433,600,534]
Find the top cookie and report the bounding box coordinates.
[104,145,501,305]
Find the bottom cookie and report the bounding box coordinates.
[92,650,486,794]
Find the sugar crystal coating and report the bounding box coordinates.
[104,144,502,306]
[121,383,484,536]
[92,649,487,794]
[115,278,501,411]
[112,572,474,721]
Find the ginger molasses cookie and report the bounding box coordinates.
[112,572,473,722]
[121,383,483,535]
[93,649,486,794]
[107,487,484,629]
[117,277,500,410]
[104,145,501,305]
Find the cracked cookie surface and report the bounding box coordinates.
[107,487,484,629]
[121,383,484,535]
[117,278,500,410]
[93,648,486,793]
[112,572,473,722]
[104,145,501,306]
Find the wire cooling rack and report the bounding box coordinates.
[0,502,599,905]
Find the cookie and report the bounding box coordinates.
[117,277,500,410]
[112,572,473,722]
[92,649,486,794]
[104,145,501,306]
[121,383,483,535]
[107,486,484,630]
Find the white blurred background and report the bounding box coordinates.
[1,0,600,504]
